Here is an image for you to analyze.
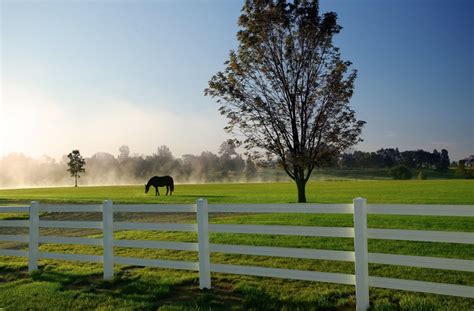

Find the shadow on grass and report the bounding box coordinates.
[0,263,357,310]
[0,265,30,283]
[1,263,457,310]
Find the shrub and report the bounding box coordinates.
[417,171,427,180]
[389,165,412,180]
[454,160,473,179]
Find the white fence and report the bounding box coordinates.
[0,199,473,311]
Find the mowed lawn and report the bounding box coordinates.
[0,180,473,310]
[0,179,473,204]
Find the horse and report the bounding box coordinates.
[145,176,174,196]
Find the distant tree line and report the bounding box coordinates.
[335,148,451,171]
[0,141,257,188]
[0,145,469,188]
[110,142,254,183]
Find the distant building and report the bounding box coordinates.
[462,155,474,167]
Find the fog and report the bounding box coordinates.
[0,144,286,189]
[0,81,229,161]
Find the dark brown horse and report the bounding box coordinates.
[145,176,174,196]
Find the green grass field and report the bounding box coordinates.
[261,168,459,182]
[0,180,473,310]
[1,179,473,204]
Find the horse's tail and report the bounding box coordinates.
[170,177,174,193]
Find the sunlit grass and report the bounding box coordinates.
[1,180,473,310]
[0,179,473,204]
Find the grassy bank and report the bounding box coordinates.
[0,180,473,310]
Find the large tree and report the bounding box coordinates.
[66,150,86,187]
[205,0,365,202]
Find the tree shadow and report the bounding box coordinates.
[1,264,356,310]
[0,265,30,283]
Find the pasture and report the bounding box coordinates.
[1,179,473,204]
[0,180,473,310]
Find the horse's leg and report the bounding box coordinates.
[155,186,159,196]
[166,186,169,196]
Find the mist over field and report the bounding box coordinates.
[1,143,466,189]
[0,143,269,189]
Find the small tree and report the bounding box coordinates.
[67,150,86,187]
[439,149,450,171]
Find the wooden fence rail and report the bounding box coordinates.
[0,199,473,311]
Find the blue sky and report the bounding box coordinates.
[1,0,473,161]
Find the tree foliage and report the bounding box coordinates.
[338,148,450,170]
[205,0,365,202]
[118,145,130,162]
[66,150,86,187]
[389,165,412,180]
[455,160,473,179]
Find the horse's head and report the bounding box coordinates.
[145,183,150,194]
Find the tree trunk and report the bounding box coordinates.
[74,174,78,187]
[296,179,307,203]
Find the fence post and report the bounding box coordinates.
[353,197,369,311]
[103,200,114,280]
[28,201,39,273]
[196,198,211,289]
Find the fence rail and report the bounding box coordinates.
[367,204,474,216]
[367,228,474,244]
[1,199,473,310]
[0,220,29,227]
[210,263,356,285]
